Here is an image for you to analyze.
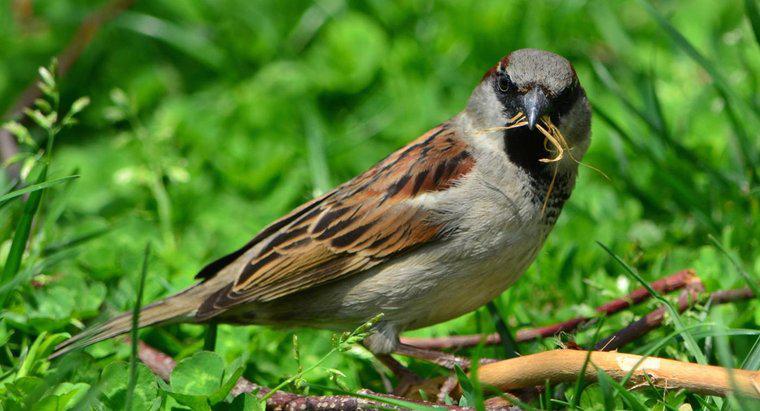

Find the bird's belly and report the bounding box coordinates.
[401,228,548,329]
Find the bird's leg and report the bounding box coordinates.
[363,334,425,396]
[395,343,501,369]
[374,353,424,396]
[394,343,476,369]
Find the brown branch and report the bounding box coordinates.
[134,340,472,411]
[474,349,760,399]
[1,0,135,179]
[595,286,754,351]
[402,269,698,350]
[394,343,499,369]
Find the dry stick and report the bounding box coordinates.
[133,340,471,411]
[0,0,135,180]
[517,279,703,404]
[596,286,754,351]
[509,282,752,405]
[401,269,698,350]
[594,276,704,351]
[395,343,499,370]
[402,285,756,405]
[474,349,760,399]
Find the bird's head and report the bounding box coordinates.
[466,49,591,173]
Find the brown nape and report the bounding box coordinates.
[480,55,510,81]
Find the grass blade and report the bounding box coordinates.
[116,12,225,70]
[745,0,760,46]
[486,301,519,358]
[42,226,113,256]
[0,165,48,308]
[636,0,740,106]
[203,323,218,352]
[597,241,707,364]
[638,0,758,182]
[709,234,760,299]
[741,337,760,371]
[0,175,79,205]
[645,71,735,189]
[569,320,606,409]
[596,367,617,411]
[469,343,486,411]
[125,243,151,411]
[593,62,735,190]
[303,102,332,196]
[597,366,648,411]
[569,348,593,409]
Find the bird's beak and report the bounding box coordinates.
[523,88,549,130]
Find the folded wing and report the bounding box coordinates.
[196,124,474,319]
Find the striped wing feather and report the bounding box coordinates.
[196,124,474,318]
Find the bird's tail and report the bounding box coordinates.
[50,286,204,359]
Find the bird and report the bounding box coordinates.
[52,48,591,363]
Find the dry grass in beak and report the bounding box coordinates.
[475,114,566,163]
[538,115,610,180]
[473,112,528,135]
[476,113,609,215]
[534,120,565,163]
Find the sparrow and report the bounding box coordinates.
[52,48,591,359]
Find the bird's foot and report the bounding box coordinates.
[374,354,424,396]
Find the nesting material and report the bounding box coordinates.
[476,112,608,215]
[476,112,568,163]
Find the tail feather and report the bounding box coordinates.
[50,290,200,359]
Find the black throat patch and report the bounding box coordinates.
[502,127,554,181]
[502,127,575,225]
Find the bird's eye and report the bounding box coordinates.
[497,73,513,92]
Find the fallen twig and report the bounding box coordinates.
[402,269,698,350]
[595,286,754,351]
[395,343,499,369]
[133,340,474,410]
[474,349,760,399]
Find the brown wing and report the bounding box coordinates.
[196,124,474,319]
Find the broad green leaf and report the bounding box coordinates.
[167,391,211,411]
[225,392,265,411]
[100,362,160,411]
[170,351,225,397]
[31,382,90,411]
[2,376,46,408]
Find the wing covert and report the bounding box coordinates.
[196,124,474,319]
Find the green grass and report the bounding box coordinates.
[1,0,759,409]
